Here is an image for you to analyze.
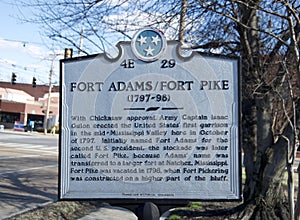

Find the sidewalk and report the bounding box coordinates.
[78,203,170,220]
[1,129,174,219]
[79,204,138,220]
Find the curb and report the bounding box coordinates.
[0,129,58,137]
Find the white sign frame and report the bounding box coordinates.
[59,37,241,201]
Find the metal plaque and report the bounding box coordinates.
[60,28,241,200]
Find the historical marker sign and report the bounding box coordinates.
[60,28,241,200]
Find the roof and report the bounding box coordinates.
[0,87,34,102]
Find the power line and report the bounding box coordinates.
[0,58,47,75]
[0,58,59,85]
[0,37,46,47]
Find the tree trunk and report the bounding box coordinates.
[240,136,290,219]
[237,1,291,218]
[240,95,290,219]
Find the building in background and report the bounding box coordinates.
[0,82,59,130]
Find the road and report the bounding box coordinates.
[0,131,58,219]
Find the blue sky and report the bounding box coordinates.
[0,0,61,85]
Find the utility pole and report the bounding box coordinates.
[179,0,187,45]
[78,26,84,56]
[44,58,54,135]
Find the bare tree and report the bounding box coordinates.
[18,0,300,218]
[194,1,299,219]
[17,0,183,55]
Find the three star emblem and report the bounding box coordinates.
[131,28,167,62]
